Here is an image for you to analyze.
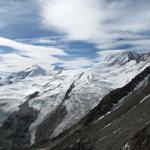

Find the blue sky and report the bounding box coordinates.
[0,0,150,72]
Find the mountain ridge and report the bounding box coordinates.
[0,50,149,150]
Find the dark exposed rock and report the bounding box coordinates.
[26,91,39,100]
[35,105,67,143]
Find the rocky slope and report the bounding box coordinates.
[122,122,150,150]
[0,51,149,150]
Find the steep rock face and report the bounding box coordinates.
[32,66,150,150]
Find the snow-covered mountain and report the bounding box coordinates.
[0,65,47,85]
[8,65,47,80]
[0,65,48,125]
[37,66,150,150]
[0,51,149,150]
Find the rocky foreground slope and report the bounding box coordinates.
[31,66,150,150]
[0,51,149,150]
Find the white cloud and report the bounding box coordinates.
[39,0,105,41]
[60,58,95,69]
[38,0,150,50]
[0,37,65,56]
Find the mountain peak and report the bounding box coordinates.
[99,50,142,65]
[27,65,47,77]
[8,65,46,80]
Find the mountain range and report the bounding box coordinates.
[0,50,149,150]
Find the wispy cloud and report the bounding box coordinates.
[58,58,95,69]
[0,37,66,72]
[0,37,96,72]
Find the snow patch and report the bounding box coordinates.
[122,142,130,150]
